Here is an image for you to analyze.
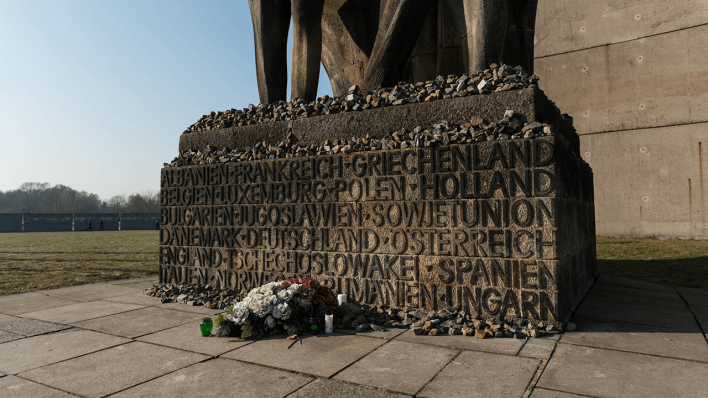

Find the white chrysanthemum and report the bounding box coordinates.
[230,305,250,325]
[277,289,294,302]
[265,315,276,329]
[273,302,292,320]
[288,283,302,293]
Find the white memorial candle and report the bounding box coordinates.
[325,314,334,333]
[337,294,347,306]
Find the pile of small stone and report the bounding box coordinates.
[335,301,562,339]
[143,284,241,310]
[183,63,539,134]
[166,111,556,168]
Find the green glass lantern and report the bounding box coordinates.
[200,318,213,337]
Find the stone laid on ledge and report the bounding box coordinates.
[183,64,539,135]
[179,88,580,157]
[167,111,562,169]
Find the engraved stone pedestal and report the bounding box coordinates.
[160,89,595,327]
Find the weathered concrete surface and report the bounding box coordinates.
[677,286,708,307]
[590,283,683,302]
[691,305,708,333]
[518,336,558,359]
[575,295,700,331]
[395,329,526,355]
[37,283,143,302]
[19,342,208,398]
[596,274,675,293]
[0,330,129,375]
[535,0,708,57]
[577,123,707,238]
[179,89,574,153]
[335,326,407,340]
[137,322,253,356]
[0,375,76,398]
[536,18,708,135]
[530,388,588,398]
[289,378,409,398]
[535,4,708,238]
[0,331,22,344]
[110,359,313,398]
[0,314,70,337]
[0,292,80,316]
[21,301,145,324]
[418,350,539,397]
[71,307,198,338]
[334,340,458,395]
[538,344,708,398]
[222,334,385,378]
[562,316,708,362]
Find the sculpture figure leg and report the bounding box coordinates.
[248,0,291,104]
[362,0,434,92]
[290,0,325,101]
[463,0,509,73]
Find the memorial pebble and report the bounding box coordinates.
[181,64,540,134]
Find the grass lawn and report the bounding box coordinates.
[597,236,708,289]
[0,231,158,296]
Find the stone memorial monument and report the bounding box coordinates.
[159,0,595,328]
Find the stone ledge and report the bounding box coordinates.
[179,88,579,155]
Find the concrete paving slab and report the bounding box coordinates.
[110,358,312,398]
[0,314,71,337]
[394,329,526,355]
[103,293,162,306]
[222,333,385,378]
[288,378,409,398]
[0,292,80,316]
[0,330,23,344]
[38,283,144,302]
[591,284,683,302]
[584,289,687,311]
[0,329,129,374]
[562,316,708,362]
[71,307,198,338]
[137,321,253,356]
[107,277,158,286]
[689,305,708,333]
[677,286,708,307]
[335,326,407,340]
[519,337,558,359]
[335,340,458,395]
[20,341,208,398]
[576,297,699,331]
[538,344,708,398]
[21,301,145,324]
[0,375,76,398]
[155,302,224,315]
[596,275,675,293]
[418,350,539,397]
[530,387,591,398]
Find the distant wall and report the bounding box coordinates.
[535,0,708,238]
[0,213,160,233]
[119,214,159,231]
[23,214,73,232]
[74,213,120,231]
[0,214,23,232]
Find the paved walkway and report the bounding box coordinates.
[1,275,707,397]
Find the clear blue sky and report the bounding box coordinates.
[0,0,332,200]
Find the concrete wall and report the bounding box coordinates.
[535,0,708,238]
[120,213,159,231]
[74,213,120,231]
[23,214,73,232]
[0,214,22,232]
